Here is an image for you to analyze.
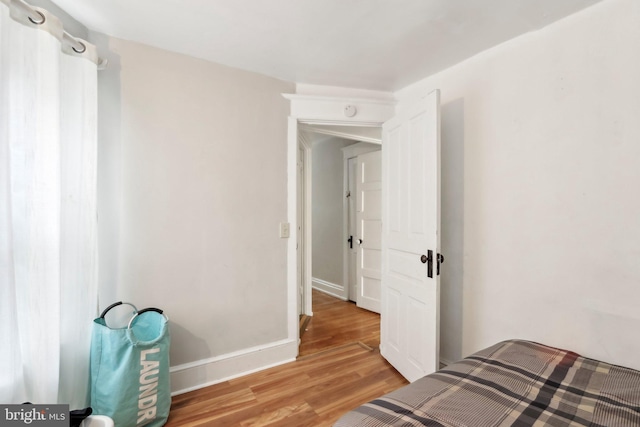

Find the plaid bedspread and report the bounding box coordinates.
[334,340,640,426]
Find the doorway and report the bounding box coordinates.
[297,125,382,354]
[285,91,442,380]
[282,93,396,359]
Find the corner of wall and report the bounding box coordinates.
[311,278,347,301]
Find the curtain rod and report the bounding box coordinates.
[8,0,106,67]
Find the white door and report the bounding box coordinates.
[347,157,358,302]
[381,90,441,382]
[356,151,382,313]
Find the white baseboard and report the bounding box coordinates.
[312,278,347,300]
[170,338,298,395]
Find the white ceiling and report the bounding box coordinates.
[52,0,602,91]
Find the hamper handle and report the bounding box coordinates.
[137,307,163,316]
[99,301,138,319]
[127,307,169,329]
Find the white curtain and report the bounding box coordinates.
[0,0,99,408]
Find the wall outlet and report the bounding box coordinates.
[280,222,290,238]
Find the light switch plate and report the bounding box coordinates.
[280,222,290,238]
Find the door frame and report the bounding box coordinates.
[297,132,312,316]
[283,93,396,349]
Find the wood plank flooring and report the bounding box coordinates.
[298,290,381,357]
[166,290,408,426]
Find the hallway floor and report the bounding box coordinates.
[298,289,381,357]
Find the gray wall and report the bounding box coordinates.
[311,137,353,288]
[92,35,296,390]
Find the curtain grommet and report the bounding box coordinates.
[28,10,45,25]
[73,42,86,54]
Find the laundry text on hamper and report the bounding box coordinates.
[137,348,160,425]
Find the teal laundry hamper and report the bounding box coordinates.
[90,302,171,427]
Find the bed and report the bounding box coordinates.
[335,339,640,426]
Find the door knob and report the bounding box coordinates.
[420,252,444,278]
[422,251,434,278]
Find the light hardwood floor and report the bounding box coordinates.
[298,290,381,357]
[166,290,408,426]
